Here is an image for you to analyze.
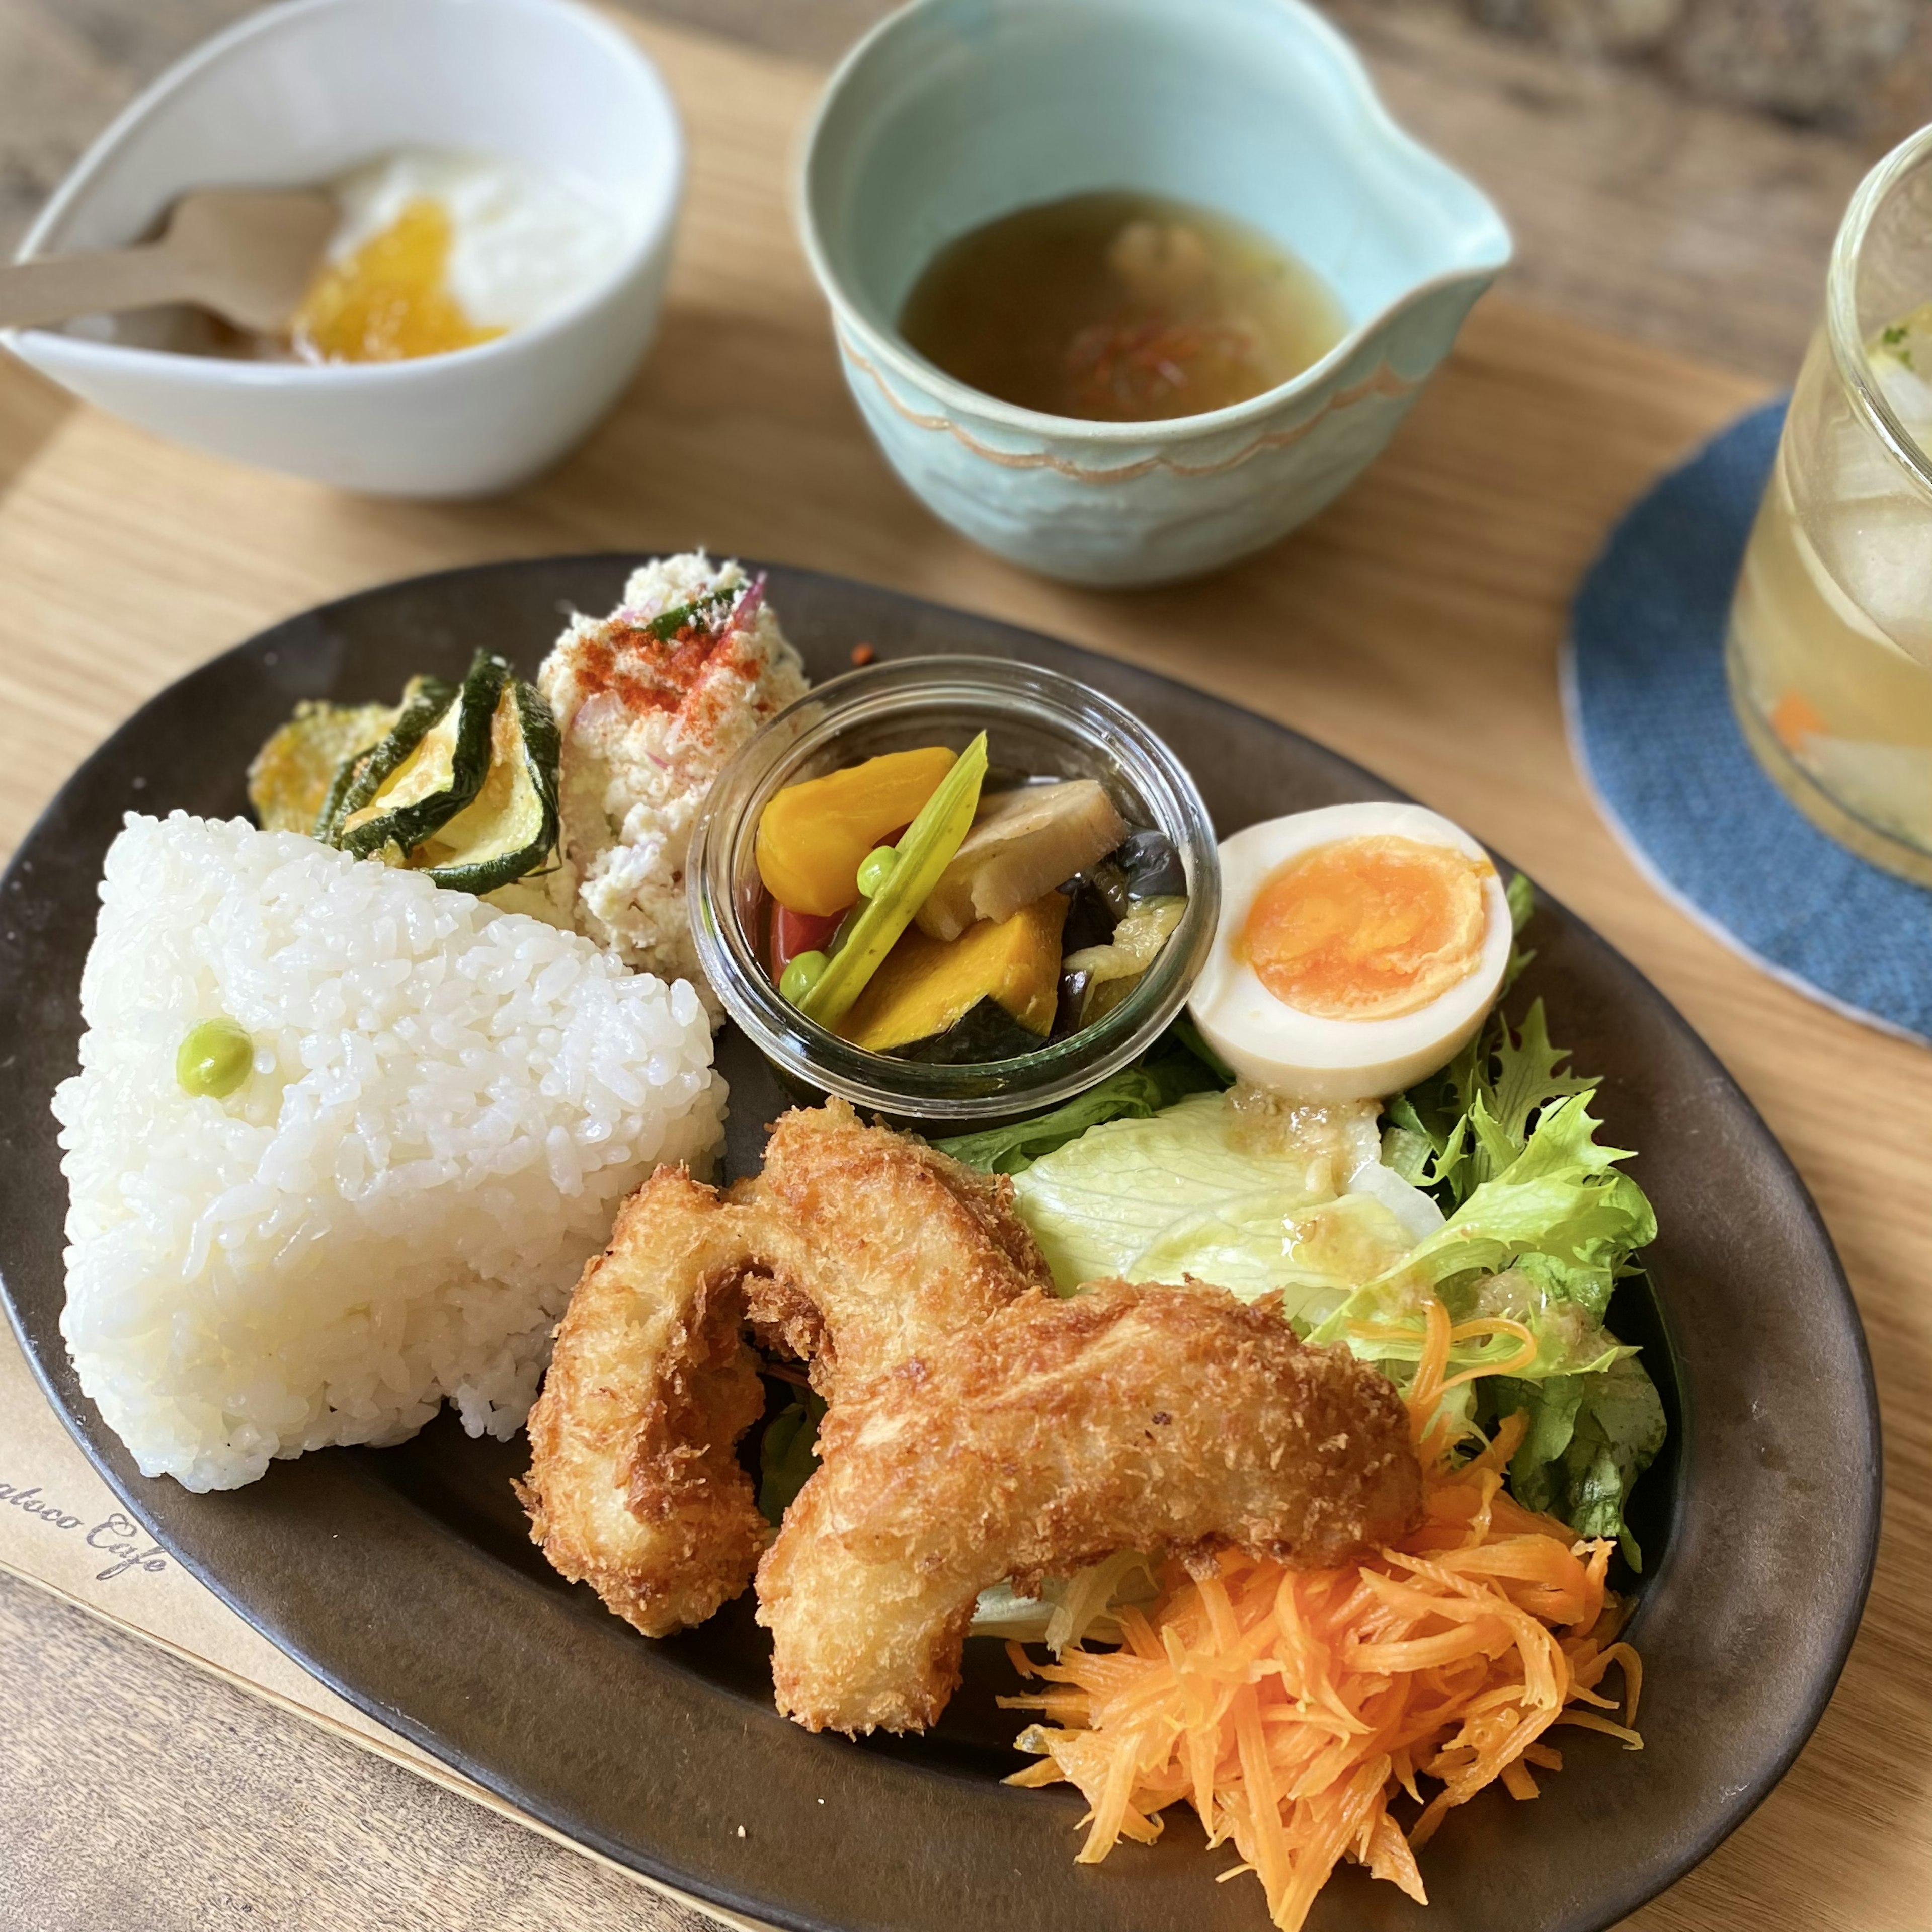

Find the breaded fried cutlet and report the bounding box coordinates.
[736,1096,1054,1399]
[514,1167,769,1639]
[516,1100,1049,1636]
[756,1279,1422,1735]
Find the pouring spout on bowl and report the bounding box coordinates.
[799,0,1512,587]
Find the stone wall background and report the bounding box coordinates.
[1454,0,1930,136]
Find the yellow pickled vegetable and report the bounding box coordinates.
[839,893,1068,1055]
[796,735,989,1029]
[756,745,957,917]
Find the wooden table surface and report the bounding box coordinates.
[2,14,1928,1932]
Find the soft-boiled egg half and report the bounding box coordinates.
[1188,802,1512,1100]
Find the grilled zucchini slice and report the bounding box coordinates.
[336,652,506,860]
[413,677,561,894]
[315,674,458,845]
[248,700,397,834]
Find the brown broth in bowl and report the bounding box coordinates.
[898,191,1345,423]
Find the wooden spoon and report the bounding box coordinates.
[0,189,338,335]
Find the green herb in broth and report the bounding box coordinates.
[898,191,1345,423]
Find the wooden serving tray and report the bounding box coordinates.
[0,18,1923,1932]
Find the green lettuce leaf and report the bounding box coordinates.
[935,1029,1226,1176]
[1390,996,1598,1210]
[1390,1090,1654,1322]
[1502,870,1537,994]
[1487,1352,1667,1568]
[1009,1093,1309,1294]
[1506,868,1536,936]
[757,1389,826,1525]
[1310,1089,1656,1377]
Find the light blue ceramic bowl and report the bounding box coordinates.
[799,0,1511,586]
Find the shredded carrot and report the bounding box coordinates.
[1005,1303,1643,1930]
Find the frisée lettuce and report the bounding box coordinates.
[1363,992,1666,1561]
[1306,1088,1655,1366]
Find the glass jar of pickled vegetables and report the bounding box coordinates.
[688,656,1220,1124]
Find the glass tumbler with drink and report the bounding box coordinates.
[1727,124,1932,884]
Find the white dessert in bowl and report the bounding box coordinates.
[2,0,683,496]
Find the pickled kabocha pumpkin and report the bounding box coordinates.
[753,737,1189,1064]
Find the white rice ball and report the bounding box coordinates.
[54,812,728,1492]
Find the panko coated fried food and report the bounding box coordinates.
[514,1167,768,1639]
[516,1099,1050,1636]
[737,1097,1054,1399]
[756,1280,1422,1736]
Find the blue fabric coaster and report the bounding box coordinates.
[1564,398,1932,1045]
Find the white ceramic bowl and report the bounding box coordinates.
[3,0,683,498]
[800,0,1511,585]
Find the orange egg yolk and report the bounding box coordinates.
[290,198,502,365]
[1237,834,1490,1021]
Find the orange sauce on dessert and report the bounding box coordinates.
[1236,834,1489,1021]
[291,198,502,364]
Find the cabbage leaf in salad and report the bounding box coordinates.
[1004,1087,1444,1308]
[969,1550,1160,1651]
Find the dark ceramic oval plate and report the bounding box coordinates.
[0,558,1878,1932]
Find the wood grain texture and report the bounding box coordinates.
[0,1572,712,1932]
[0,13,1928,1932]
